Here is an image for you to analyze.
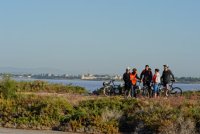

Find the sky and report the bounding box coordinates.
[0,0,200,77]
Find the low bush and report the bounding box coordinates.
[0,94,73,129]
[0,78,88,94]
[0,76,17,99]
[0,80,200,134]
[17,80,87,94]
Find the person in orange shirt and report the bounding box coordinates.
[130,68,141,98]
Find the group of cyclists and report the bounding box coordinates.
[123,64,175,98]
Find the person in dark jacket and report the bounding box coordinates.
[161,64,175,97]
[140,65,153,97]
[123,67,131,98]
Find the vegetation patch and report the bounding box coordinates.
[0,77,200,133]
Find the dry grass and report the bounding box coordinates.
[101,107,123,122]
[20,91,200,106]
[19,92,106,105]
[158,117,196,134]
[2,90,200,133]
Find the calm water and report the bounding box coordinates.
[14,78,200,92]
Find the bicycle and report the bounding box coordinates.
[103,80,124,96]
[158,80,182,97]
[139,82,153,98]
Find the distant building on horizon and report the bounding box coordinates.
[81,74,97,80]
[81,73,122,80]
[113,75,122,80]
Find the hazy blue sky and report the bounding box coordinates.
[0,0,200,76]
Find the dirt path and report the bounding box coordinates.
[0,128,78,134]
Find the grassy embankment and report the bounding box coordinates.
[0,76,200,133]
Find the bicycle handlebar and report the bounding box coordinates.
[171,79,176,82]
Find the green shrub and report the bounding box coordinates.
[0,76,17,99]
[0,94,74,129]
[0,89,200,133]
[17,80,88,94]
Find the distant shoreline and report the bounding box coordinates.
[13,77,200,84]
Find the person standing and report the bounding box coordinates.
[161,65,175,97]
[123,67,132,98]
[130,68,140,98]
[152,69,161,98]
[140,65,153,97]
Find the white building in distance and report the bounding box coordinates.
[81,74,97,80]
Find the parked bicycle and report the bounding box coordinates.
[103,80,124,96]
[137,80,182,98]
[102,79,182,97]
[158,80,182,97]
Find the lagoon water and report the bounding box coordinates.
[15,78,200,92]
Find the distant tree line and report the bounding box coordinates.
[176,77,200,83]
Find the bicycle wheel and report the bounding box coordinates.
[158,88,165,97]
[120,86,125,95]
[114,88,120,95]
[158,84,165,97]
[103,86,112,96]
[170,87,182,97]
[142,86,149,97]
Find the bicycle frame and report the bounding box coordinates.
[103,80,124,96]
[158,80,182,97]
[159,81,174,91]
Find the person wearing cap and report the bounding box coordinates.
[123,67,132,97]
[161,65,175,97]
[140,65,153,97]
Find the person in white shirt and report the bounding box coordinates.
[152,69,161,98]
